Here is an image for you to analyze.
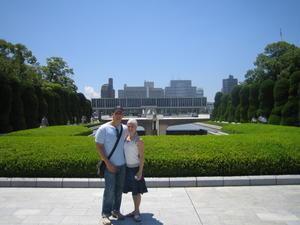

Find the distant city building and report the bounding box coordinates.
[118,81,164,98]
[144,81,154,88]
[165,80,197,98]
[101,78,115,98]
[222,75,238,94]
[196,88,204,97]
[92,97,207,115]
[94,79,208,115]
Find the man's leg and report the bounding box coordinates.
[113,165,126,213]
[102,169,116,217]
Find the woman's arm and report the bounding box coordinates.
[136,140,145,180]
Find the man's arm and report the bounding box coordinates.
[96,143,117,173]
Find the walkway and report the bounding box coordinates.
[1,185,299,225]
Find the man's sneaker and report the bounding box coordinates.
[101,216,111,225]
[111,211,125,220]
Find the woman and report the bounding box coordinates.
[123,119,148,222]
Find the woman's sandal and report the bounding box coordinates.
[133,214,141,222]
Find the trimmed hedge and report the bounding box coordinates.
[0,124,299,177]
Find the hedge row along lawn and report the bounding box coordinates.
[0,123,299,177]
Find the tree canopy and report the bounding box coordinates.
[213,41,299,126]
[0,39,92,133]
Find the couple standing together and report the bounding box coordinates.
[95,106,148,225]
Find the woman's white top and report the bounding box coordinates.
[124,135,140,168]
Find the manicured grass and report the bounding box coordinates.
[0,123,299,177]
[220,123,300,134]
[6,125,92,136]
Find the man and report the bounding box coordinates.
[95,106,127,225]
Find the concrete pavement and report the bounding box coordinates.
[0,185,300,225]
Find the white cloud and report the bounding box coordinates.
[84,86,100,99]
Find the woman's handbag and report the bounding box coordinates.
[97,125,123,177]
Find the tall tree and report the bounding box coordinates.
[35,85,48,123]
[22,85,39,128]
[269,78,289,124]
[258,79,274,119]
[212,92,223,120]
[0,74,12,133]
[281,71,300,125]
[245,42,299,84]
[42,57,77,92]
[231,86,241,122]
[9,79,26,130]
[219,94,230,121]
[247,83,259,120]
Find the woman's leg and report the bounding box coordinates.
[132,194,141,214]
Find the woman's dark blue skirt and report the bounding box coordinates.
[123,166,148,195]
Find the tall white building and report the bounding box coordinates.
[222,75,238,94]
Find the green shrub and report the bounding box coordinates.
[281,97,299,126]
[0,124,299,177]
[269,106,282,125]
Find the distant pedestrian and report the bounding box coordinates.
[40,116,49,127]
[95,106,127,225]
[123,119,148,222]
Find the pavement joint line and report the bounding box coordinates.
[185,187,203,225]
[1,175,299,188]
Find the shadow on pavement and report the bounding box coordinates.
[111,213,163,225]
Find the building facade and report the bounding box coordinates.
[222,75,238,94]
[165,80,197,97]
[92,97,207,115]
[118,81,164,98]
[101,78,115,98]
[196,88,204,97]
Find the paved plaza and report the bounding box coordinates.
[0,185,299,225]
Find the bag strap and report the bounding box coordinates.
[107,124,123,160]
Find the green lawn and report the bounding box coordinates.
[6,125,92,136]
[0,123,299,177]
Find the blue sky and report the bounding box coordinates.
[1,0,300,101]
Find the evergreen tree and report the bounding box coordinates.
[22,85,39,128]
[212,92,223,120]
[0,75,12,133]
[281,71,300,125]
[231,86,241,122]
[239,85,250,122]
[247,83,259,121]
[9,79,26,130]
[269,78,289,124]
[258,79,274,119]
